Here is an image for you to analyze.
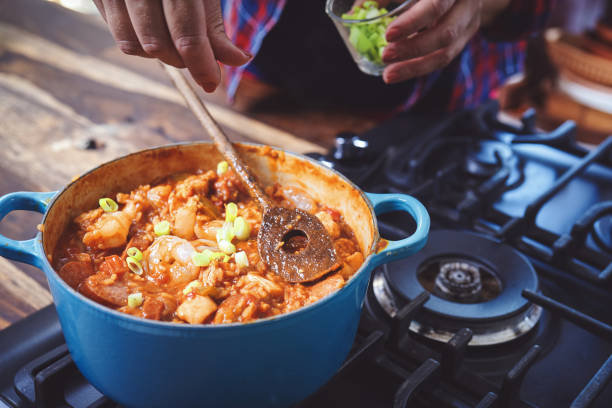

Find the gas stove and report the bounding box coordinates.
[1,101,612,407]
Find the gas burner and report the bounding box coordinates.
[306,133,382,184]
[464,141,522,187]
[373,230,542,346]
[435,260,483,300]
[332,133,370,162]
[593,215,612,253]
[383,137,523,193]
[423,257,501,303]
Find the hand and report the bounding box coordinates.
[380,0,484,84]
[93,0,252,92]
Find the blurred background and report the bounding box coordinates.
[42,0,612,144]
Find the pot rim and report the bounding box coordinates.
[41,141,381,331]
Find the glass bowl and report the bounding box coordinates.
[325,0,417,76]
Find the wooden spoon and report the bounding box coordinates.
[162,64,339,283]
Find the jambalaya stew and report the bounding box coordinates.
[52,163,364,324]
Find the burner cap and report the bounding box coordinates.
[374,230,541,346]
[431,259,493,302]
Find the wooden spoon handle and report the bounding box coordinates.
[161,63,270,210]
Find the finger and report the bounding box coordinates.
[203,0,251,66]
[383,49,452,84]
[102,0,149,57]
[92,0,107,22]
[383,18,478,84]
[124,0,185,68]
[162,0,220,92]
[383,0,475,63]
[386,0,455,42]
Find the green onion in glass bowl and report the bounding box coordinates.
[326,0,417,76]
[342,2,394,65]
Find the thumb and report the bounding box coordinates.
[204,0,252,66]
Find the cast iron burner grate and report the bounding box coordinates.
[373,230,542,346]
[2,101,612,408]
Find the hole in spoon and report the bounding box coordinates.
[281,229,308,254]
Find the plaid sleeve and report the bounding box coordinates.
[222,0,286,99]
[482,0,555,42]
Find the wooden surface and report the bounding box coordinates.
[0,0,379,329]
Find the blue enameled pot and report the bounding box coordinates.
[0,143,429,407]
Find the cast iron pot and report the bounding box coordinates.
[0,143,429,408]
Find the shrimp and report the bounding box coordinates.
[143,235,199,285]
[194,219,224,241]
[173,197,198,240]
[81,200,140,250]
[269,185,317,212]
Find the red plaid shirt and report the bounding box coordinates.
[222,0,553,111]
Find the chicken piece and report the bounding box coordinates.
[176,295,217,324]
[243,273,284,297]
[81,200,140,250]
[315,211,341,239]
[147,185,171,207]
[143,236,199,285]
[58,259,94,289]
[174,172,215,201]
[201,265,226,287]
[173,197,198,240]
[213,294,259,324]
[338,252,364,280]
[309,274,345,301]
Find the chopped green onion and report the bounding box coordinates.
[210,251,225,261]
[235,251,249,268]
[192,250,212,267]
[99,197,118,212]
[223,255,230,263]
[183,280,204,295]
[154,220,171,236]
[216,222,235,243]
[219,240,236,255]
[126,257,143,275]
[225,202,238,223]
[233,216,251,240]
[341,1,396,65]
[365,8,381,19]
[217,160,229,175]
[127,292,143,308]
[349,26,373,54]
[126,247,143,261]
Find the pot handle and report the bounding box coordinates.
[366,193,430,268]
[0,191,57,268]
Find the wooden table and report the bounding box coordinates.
[0,0,380,329]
